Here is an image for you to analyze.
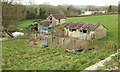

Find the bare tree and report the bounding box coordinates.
[1,0,14,5]
[2,0,25,32]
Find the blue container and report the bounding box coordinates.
[42,44,48,48]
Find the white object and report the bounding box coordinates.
[12,32,24,37]
[81,11,93,15]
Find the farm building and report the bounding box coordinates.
[47,13,67,26]
[81,11,93,15]
[64,22,107,40]
[81,10,107,16]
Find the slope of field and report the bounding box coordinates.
[2,15,118,70]
[18,20,35,29]
[67,15,118,42]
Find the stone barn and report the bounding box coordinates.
[47,13,67,26]
[64,22,107,40]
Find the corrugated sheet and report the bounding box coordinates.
[65,22,101,31]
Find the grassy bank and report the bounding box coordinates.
[2,15,118,70]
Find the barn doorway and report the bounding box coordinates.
[49,16,52,23]
[59,19,61,23]
[83,30,87,33]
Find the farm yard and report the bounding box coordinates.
[2,15,118,70]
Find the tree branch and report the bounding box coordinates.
[8,0,14,5]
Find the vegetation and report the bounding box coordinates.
[108,5,113,13]
[67,15,118,42]
[97,55,119,70]
[2,38,117,70]
[18,20,35,29]
[1,0,118,32]
[2,0,81,30]
[1,0,118,70]
[119,4,120,14]
[2,1,26,30]
[2,15,118,70]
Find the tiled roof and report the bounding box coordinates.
[52,14,66,19]
[64,22,101,31]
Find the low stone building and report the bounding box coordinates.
[64,22,107,40]
[47,13,67,26]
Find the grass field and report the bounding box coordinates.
[67,15,118,42]
[18,20,35,29]
[2,15,118,70]
[97,55,119,70]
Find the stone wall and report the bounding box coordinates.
[64,25,107,40]
[94,25,107,39]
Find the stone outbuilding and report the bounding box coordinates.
[64,22,107,40]
[47,13,67,26]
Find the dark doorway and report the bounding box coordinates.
[49,16,52,20]
[59,19,61,23]
[49,18,52,20]
[83,30,87,33]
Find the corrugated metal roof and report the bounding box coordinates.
[65,22,101,31]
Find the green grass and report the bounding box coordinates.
[97,55,119,70]
[18,20,35,29]
[67,15,118,42]
[2,38,117,70]
[2,15,118,70]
